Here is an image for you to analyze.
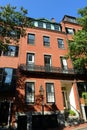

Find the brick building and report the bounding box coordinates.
[0,15,87,129]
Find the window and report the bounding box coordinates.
[27,53,35,70]
[38,21,43,28]
[46,23,51,29]
[8,30,20,39]
[65,28,75,34]
[54,24,61,31]
[28,34,35,44]
[0,68,16,89]
[25,82,35,104]
[43,36,50,46]
[60,57,68,71]
[3,45,19,57]
[0,68,3,86]
[46,83,55,103]
[58,38,64,48]
[44,55,51,71]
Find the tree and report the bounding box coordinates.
[0,4,32,50]
[68,7,87,73]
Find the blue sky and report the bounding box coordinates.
[0,0,87,22]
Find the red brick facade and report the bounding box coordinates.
[0,15,86,129]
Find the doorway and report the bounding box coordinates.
[0,101,10,126]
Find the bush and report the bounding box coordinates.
[69,109,76,116]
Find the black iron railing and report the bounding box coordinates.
[19,64,75,74]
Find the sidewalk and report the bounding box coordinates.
[63,122,87,130]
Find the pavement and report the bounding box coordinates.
[0,122,87,130]
[62,122,87,130]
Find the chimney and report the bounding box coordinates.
[51,18,56,22]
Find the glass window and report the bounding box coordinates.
[58,38,64,48]
[3,68,13,85]
[3,45,19,57]
[46,83,55,103]
[43,36,50,46]
[46,23,51,29]
[54,25,61,31]
[60,57,68,71]
[38,21,43,28]
[28,34,35,44]
[44,55,52,72]
[27,53,35,70]
[0,68,16,88]
[66,28,75,34]
[34,21,38,27]
[7,29,20,39]
[25,82,35,104]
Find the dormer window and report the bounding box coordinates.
[46,23,51,29]
[38,21,43,28]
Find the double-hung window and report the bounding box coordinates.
[25,82,35,104]
[3,45,19,57]
[43,36,50,46]
[38,21,43,28]
[44,55,51,71]
[46,83,55,103]
[28,33,35,44]
[60,57,68,72]
[0,68,16,92]
[27,53,35,70]
[46,23,51,29]
[58,38,64,49]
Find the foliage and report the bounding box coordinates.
[69,109,76,116]
[68,7,87,72]
[82,92,87,99]
[82,92,87,105]
[0,4,32,48]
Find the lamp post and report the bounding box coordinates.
[39,85,44,115]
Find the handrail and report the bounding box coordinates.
[19,64,75,74]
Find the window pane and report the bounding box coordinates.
[3,45,19,57]
[3,68,13,84]
[66,28,75,34]
[44,55,51,65]
[58,39,64,48]
[46,83,55,103]
[60,57,68,70]
[26,82,35,104]
[38,22,43,28]
[46,23,51,29]
[43,36,50,46]
[54,25,61,31]
[28,34,35,44]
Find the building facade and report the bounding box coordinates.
[0,15,87,129]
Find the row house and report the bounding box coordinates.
[0,15,87,129]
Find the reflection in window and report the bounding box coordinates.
[58,38,64,48]
[46,23,51,29]
[3,68,13,85]
[0,68,16,93]
[46,83,55,103]
[25,82,35,104]
[3,45,19,57]
[66,28,75,34]
[28,34,35,44]
[43,36,50,46]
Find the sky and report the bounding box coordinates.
[0,0,87,23]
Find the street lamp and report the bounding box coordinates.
[39,85,44,115]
